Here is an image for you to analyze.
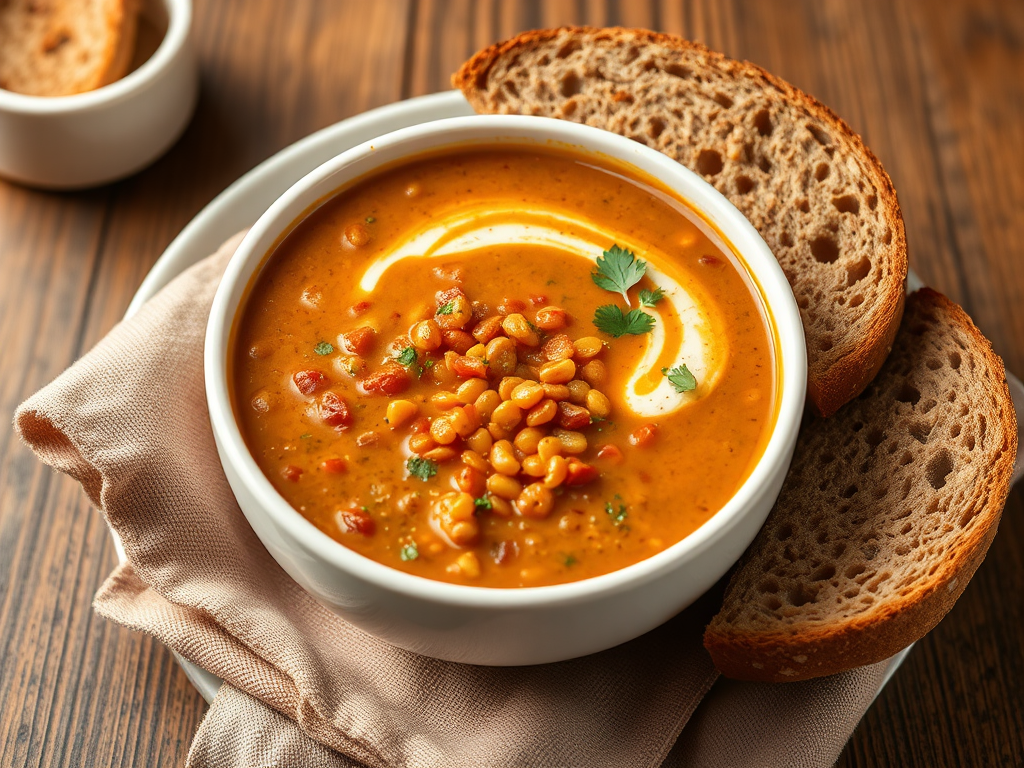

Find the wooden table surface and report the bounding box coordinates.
[2,1,1022,765]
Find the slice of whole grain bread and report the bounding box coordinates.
[0,0,139,97]
[454,27,908,417]
[703,288,1016,682]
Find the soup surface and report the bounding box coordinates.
[232,145,776,587]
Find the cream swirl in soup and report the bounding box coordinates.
[357,202,728,418]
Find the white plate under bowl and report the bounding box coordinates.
[120,89,912,703]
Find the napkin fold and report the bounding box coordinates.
[16,233,1006,768]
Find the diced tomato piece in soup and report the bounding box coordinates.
[293,369,328,395]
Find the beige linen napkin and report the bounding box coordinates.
[13,233,941,768]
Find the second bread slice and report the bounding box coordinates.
[704,288,1016,681]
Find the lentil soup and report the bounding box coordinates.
[231,145,777,587]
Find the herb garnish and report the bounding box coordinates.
[562,553,578,567]
[593,305,656,338]
[662,364,697,393]
[606,500,628,525]
[300,433,312,440]
[639,287,665,307]
[590,245,656,336]
[436,301,456,316]
[314,341,334,355]
[399,541,419,561]
[406,456,438,481]
[395,346,424,377]
[591,245,647,305]
[474,496,492,512]
[365,216,376,223]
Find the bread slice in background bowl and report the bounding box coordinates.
[0,0,197,189]
[454,26,908,418]
[0,0,140,97]
[704,288,1016,681]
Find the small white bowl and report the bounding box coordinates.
[0,0,197,190]
[206,115,807,666]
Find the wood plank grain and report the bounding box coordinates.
[0,187,110,768]
[0,2,411,766]
[406,0,659,97]
[905,0,1024,372]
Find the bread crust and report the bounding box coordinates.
[454,27,909,418]
[94,0,140,91]
[703,289,1017,682]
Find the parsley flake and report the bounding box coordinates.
[395,346,424,377]
[406,457,438,481]
[314,341,334,355]
[606,500,628,525]
[562,553,578,567]
[474,496,492,512]
[436,301,456,316]
[399,541,419,561]
[593,305,656,337]
[592,245,647,305]
[662,364,697,393]
[639,287,665,307]
[365,216,376,223]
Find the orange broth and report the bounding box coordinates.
[231,145,777,587]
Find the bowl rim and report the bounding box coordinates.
[205,114,807,609]
[0,0,191,114]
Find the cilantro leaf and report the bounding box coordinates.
[662,364,697,393]
[639,287,665,307]
[399,541,419,561]
[593,305,656,337]
[395,346,424,377]
[436,301,456,315]
[406,457,437,481]
[314,341,334,355]
[474,496,492,512]
[591,245,647,305]
[605,500,628,525]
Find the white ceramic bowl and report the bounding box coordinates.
[0,0,197,190]
[206,115,807,666]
